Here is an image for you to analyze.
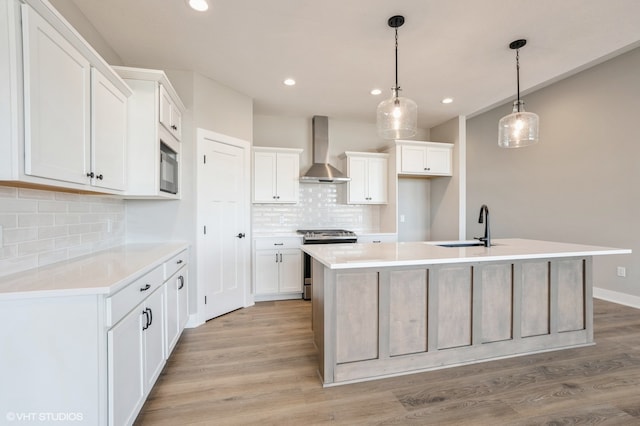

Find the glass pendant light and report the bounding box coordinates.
[498,39,539,148]
[377,15,417,140]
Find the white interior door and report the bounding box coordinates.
[197,129,250,321]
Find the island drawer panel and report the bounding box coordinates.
[335,272,378,364]
[557,259,585,332]
[106,265,164,327]
[389,269,428,356]
[435,266,472,349]
[521,261,550,337]
[479,264,513,343]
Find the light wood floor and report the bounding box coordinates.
[135,299,640,425]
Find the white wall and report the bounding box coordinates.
[48,0,123,65]
[429,116,464,240]
[466,46,640,298]
[126,70,254,316]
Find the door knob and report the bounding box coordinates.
[236,233,245,239]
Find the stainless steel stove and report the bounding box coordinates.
[297,229,358,299]
[297,229,358,244]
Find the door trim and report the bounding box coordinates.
[195,128,253,325]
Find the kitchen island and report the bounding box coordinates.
[302,238,630,386]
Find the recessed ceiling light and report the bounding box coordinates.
[283,78,296,86]
[441,97,454,104]
[188,0,209,12]
[370,89,382,96]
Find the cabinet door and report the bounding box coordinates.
[108,306,144,426]
[166,268,188,355]
[367,157,388,203]
[279,249,302,293]
[165,273,179,355]
[347,156,368,203]
[425,146,452,175]
[253,151,277,202]
[91,68,127,191]
[400,145,426,173]
[177,270,189,331]
[274,152,299,203]
[159,84,172,134]
[170,102,182,141]
[22,5,91,185]
[143,287,165,392]
[254,250,280,294]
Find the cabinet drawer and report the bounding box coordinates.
[255,237,301,250]
[164,249,188,280]
[106,265,164,327]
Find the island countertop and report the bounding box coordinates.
[301,238,631,270]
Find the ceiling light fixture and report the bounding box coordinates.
[370,89,382,96]
[283,78,296,86]
[441,97,453,104]
[187,0,209,12]
[498,39,539,148]
[376,15,417,140]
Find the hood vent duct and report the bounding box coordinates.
[300,116,350,183]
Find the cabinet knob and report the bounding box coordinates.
[86,172,94,178]
[96,174,104,180]
[236,232,245,239]
[140,283,151,292]
[176,259,183,264]
[424,167,430,171]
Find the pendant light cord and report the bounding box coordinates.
[394,27,399,95]
[516,48,521,111]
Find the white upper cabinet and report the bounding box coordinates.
[396,140,453,177]
[159,84,182,141]
[343,152,389,204]
[113,67,185,199]
[253,147,303,204]
[0,0,132,193]
[91,68,128,191]
[22,4,91,185]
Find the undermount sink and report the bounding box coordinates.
[437,242,485,247]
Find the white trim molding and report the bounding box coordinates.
[593,287,640,310]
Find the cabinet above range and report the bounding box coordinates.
[252,147,303,204]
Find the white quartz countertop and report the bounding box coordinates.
[0,242,189,300]
[301,238,631,270]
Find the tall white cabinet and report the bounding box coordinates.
[253,147,303,203]
[113,66,185,199]
[0,0,131,193]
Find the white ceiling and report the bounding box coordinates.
[69,0,640,129]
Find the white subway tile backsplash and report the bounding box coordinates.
[38,200,68,213]
[18,213,54,227]
[18,188,56,200]
[252,183,381,233]
[4,228,38,244]
[0,185,125,278]
[0,199,38,213]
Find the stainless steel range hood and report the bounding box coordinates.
[300,116,350,183]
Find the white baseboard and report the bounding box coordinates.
[593,287,640,309]
[185,313,203,329]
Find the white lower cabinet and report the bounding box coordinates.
[165,266,188,355]
[108,304,145,426]
[254,237,302,300]
[0,245,190,426]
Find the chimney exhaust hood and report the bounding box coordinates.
[300,116,350,183]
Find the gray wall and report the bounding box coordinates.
[466,47,640,297]
[430,117,463,240]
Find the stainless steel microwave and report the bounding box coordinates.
[160,142,178,194]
